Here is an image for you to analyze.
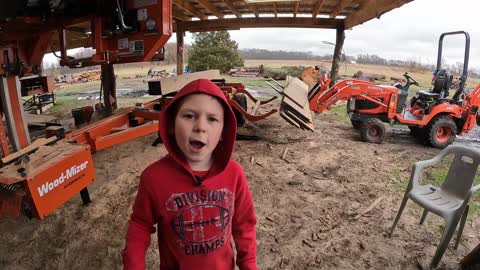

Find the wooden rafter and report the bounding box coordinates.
[173,10,191,21]
[293,2,300,17]
[180,17,341,32]
[174,0,207,20]
[273,2,278,17]
[196,0,224,18]
[224,0,241,18]
[312,0,325,18]
[344,0,413,29]
[330,0,355,18]
[249,3,259,17]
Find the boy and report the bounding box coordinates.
[123,79,257,270]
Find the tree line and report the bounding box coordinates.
[41,30,480,78]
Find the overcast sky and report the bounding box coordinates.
[180,0,480,70]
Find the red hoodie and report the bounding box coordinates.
[123,79,257,270]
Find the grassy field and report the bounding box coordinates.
[50,59,480,120]
[244,59,480,90]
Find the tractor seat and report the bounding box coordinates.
[428,69,453,98]
[418,91,440,100]
[432,69,452,94]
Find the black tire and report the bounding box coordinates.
[360,118,385,144]
[232,93,247,127]
[346,98,354,113]
[408,126,420,137]
[476,114,480,126]
[426,115,457,149]
[351,119,362,129]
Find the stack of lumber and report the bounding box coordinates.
[229,66,260,77]
[73,70,102,83]
[148,70,221,95]
[147,69,171,78]
[353,70,386,82]
[279,76,314,131]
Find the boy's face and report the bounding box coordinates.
[174,94,225,171]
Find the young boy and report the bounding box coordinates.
[123,79,257,270]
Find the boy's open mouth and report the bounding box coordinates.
[189,139,206,151]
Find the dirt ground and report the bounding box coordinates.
[0,103,479,270]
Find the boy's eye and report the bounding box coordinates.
[182,113,195,119]
[208,117,219,122]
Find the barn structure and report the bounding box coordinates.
[0,0,413,219]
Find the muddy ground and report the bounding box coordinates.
[0,103,479,270]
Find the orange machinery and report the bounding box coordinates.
[0,99,164,219]
[0,80,277,219]
[0,0,172,219]
[306,32,480,149]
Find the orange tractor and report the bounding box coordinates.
[307,31,480,148]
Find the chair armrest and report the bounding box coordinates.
[409,156,444,189]
[465,184,480,202]
[471,183,480,194]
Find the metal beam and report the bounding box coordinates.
[224,0,241,18]
[312,0,326,18]
[196,0,224,18]
[345,0,413,29]
[181,17,341,32]
[330,0,355,18]
[173,0,207,20]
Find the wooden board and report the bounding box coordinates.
[284,75,309,107]
[25,113,58,126]
[0,141,83,180]
[150,70,222,95]
[281,109,314,131]
[280,111,301,129]
[279,76,313,130]
[1,136,57,164]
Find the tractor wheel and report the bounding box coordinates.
[477,114,480,126]
[426,116,457,148]
[351,119,363,129]
[232,93,247,127]
[360,118,385,144]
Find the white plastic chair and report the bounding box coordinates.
[389,145,480,268]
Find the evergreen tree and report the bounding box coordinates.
[187,31,244,73]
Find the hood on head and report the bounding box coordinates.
[159,79,237,176]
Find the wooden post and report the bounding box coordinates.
[101,63,117,116]
[330,25,345,87]
[176,20,184,76]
